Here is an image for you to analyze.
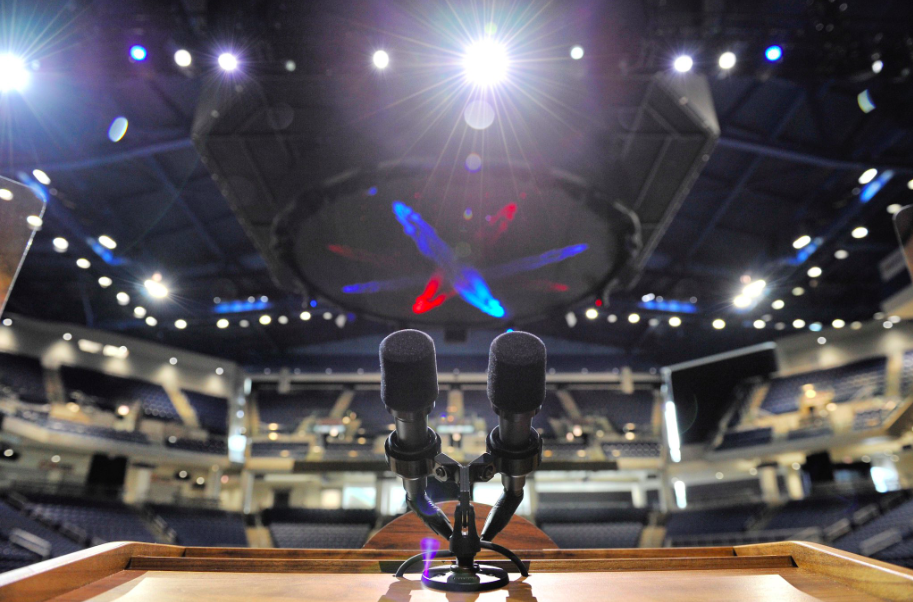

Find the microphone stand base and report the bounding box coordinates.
[421,564,509,593]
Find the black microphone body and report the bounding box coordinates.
[482,331,546,541]
[380,329,452,539]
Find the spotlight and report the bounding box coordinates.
[299,311,311,321]
[718,51,736,70]
[174,319,187,330]
[107,117,128,143]
[834,249,849,259]
[463,39,509,86]
[372,50,389,69]
[0,188,11,200]
[32,169,51,185]
[628,313,641,324]
[174,49,192,68]
[116,292,130,306]
[857,90,875,113]
[851,226,868,239]
[858,168,878,185]
[792,287,805,296]
[0,54,29,92]
[753,320,765,329]
[144,279,169,298]
[807,266,822,278]
[98,276,112,288]
[764,45,783,62]
[832,319,845,329]
[169,357,178,365]
[218,53,238,72]
[52,237,69,252]
[733,295,751,308]
[887,204,902,215]
[673,55,693,73]
[26,215,42,229]
[712,319,726,330]
[872,60,883,74]
[668,316,681,327]
[772,299,785,310]
[259,315,272,325]
[145,316,158,327]
[133,306,146,318]
[570,45,584,60]
[585,308,598,320]
[792,235,811,249]
[98,235,117,249]
[217,318,229,329]
[129,45,148,62]
[793,319,806,329]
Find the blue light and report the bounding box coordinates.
[506,328,514,332]
[859,170,894,202]
[309,299,317,308]
[129,45,148,62]
[764,45,782,62]
[790,240,819,265]
[213,300,272,314]
[367,186,377,196]
[638,299,698,314]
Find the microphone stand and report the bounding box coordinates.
[391,450,534,592]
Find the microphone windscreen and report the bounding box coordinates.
[380,329,439,413]
[487,331,546,414]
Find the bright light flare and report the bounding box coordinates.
[0,54,29,92]
[718,51,736,70]
[129,45,147,62]
[463,39,508,87]
[372,50,389,69]
[174,49,192,67]
[765,45,783,62]
[673,55,693,73]
[98,235,117,249]
[570,45,584,60]
[218,53,238,72]
[792,235,811,249]
[144,279,169,298]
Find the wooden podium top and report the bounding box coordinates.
[1,540,912,602]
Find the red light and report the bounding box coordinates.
[595,299,602,307]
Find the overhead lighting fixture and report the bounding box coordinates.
[76,258,91,269]
[742,279,766,297]
[26,215,42,228]
[887,204,902,215]
[52,237,69,252]
[850,321,862,330]
[259,315,272,325]
[0,54,30,92]
[673,55,693,73]
[107,117,128,143]
[77,339,103,354]
[585,308,598,320]
[129,45,148,62]
[733,295,751,308]
[834,249,849,260]
[116,292,130,306]
[463,39,509,86]
[771,299,785,310]
[372,50,389,69]
[169,357,178,365]
[570,45,584,60]
[62,332,72,341]
[793,319,806,329]
[792,235,811,249]
[792,287,805,296]
[217,318,229,329]
[98,276,112,288]
[884,321,893,329]
[718,51,736,70]
[807,266,822,278]
[628,313,641,324]
[753,320,765,329]
[668,316,681,327]
[299,311,311,321]
[832,319,845,329]
[809,322,823,332]
[145,316,157,326]
[218,52,239,72]
[607,314,617,323]
[144,279,169,298]
[764,45,783,62]
[851,226,868,239]
[908,179,913,190]
[817,337,827,345]
[174,49,192,67]
[872,60,884,74]
[133,306,146,318]
[98,235,117,249]
[712,319,726,330]
[215,367,224,375]
[174,319,187,330]
[858,168,878,185]
[0,188,12,200]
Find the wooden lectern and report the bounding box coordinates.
[3,504,912,602]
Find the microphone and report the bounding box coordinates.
[379,329,452,539]
[482,331,546,541]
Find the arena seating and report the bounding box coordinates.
[542,522,643,548]
[833,497,913,556]
[532,391,565,439]
[786,425,834,440]
[250,441,310,459]
[715,427,773,450]
[348,390,392,436]
[535,504,649,525]
[150,505,247,547]
[0,499,84,557]
[601,441,661,458]
[15,413,149,445]
[182,390,228,435]
[59,366,181,422]
[0,352,46,403]
[322,442,382,460]
[0,540,39,573]
[165,436,227,455]
[263,507,376,549]
[25,494,157,544]
[901,350,913,397]
[759,357,886,415]
[664,504,765,542]
[460,389,492,419]
[256,388,340,433]
[571,389,655,432]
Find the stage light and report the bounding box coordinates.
[217,318,229,329]
[673,55,693,73]
[890,315,901,324]
[133,306,146,318]
[792,287,805,296]
[463,39,508,86]
[792,235,811,249]
[174,49,192,67]
[144,279,168,298]
[858,168,878,185]
[32,169,50,185]
[718,51,736,70]
[772,299,785,310]
[669,316,681,327]
[0,54,29,92]
[278,315,289,325]
[130,45,147,61]
[107,117,128,142]
[887,204,901,215]
[607,314,617,323]
[884,321,893,329]
[62,333,72,341]
[712,319,725,330]
[628,313,640,324]
[299,311,311,321]
[98,235,117,249]
[169,357,178,365]
[116,292,130,306]
[52,237,68,252]
[742,279,766,297]
[764,45,783,62]
[372,50,389,69]
[809,322,822,332]
[0,188,11,200]
[851,226,868,239]
[585,308,598,320]
[793,319,806,329]
[218,53,238,72]
[834,249,848,259]
[98,276,112,288]
[174,319,187,330]
[76,258,91,269]
[832,319,845,329]
[259,315,271,325]
[807,266,822,278]
[872,60,883,74]
[753,319,766,329]
[733,295,751,308]
[27,214,44,228]
[851,321,862,330]
[145,316,157,327]
[570,45,584,60]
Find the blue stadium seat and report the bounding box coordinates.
[257,388,340,433]
[0,500,84,557]
[572,389,655,431]
[0,352,46,403]
[59,366,181,422]
[182,390,228,435]
[250,441,310,459]
[716,427,772,450]
[541,522,642,548]
[150,505,247,547]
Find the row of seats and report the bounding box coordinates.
[760,357,886,415]
[715,427,772,450]
[165,437,227,455]
[0,352,46,403]
[150,505,247,547]
[263,507,377,549]
[16,413,150,445]
[26,495,157,544]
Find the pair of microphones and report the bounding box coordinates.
[379,329,545,542]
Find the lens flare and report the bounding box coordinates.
[463,39,508,86]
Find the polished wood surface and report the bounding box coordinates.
[363,501,556,550]
[1,541,911,602]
